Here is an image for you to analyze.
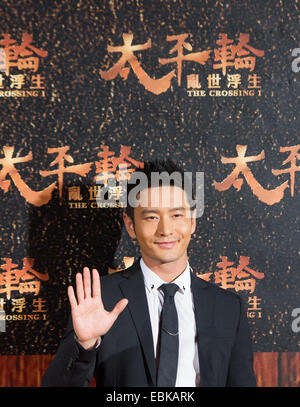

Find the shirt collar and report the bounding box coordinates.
[140,257,190,295]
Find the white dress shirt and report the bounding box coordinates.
[140,258,200,387]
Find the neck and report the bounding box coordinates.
[141,255,188,282]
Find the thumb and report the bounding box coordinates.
[110,298,128,320]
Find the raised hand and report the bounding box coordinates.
[68,267,128,350]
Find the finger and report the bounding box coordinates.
[76,272,84,303]
[67,285,78,309]
[83,267,91,298]
[110,298,128,320]
[92,268,101,300]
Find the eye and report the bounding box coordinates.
[145,215,159,221]
[173,213,184,218]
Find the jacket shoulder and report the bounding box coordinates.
[192,272,242,306]
[100,261,140,286]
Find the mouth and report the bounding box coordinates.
[154,241,177,249]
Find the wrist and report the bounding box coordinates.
[76,336,100,351]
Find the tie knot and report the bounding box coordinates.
[160,283,179,299]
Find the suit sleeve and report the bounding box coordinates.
[226,295,257,387]
[41,317,98,387]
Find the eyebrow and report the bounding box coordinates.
[140,207,186,215]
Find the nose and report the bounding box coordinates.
[156,215,174,236]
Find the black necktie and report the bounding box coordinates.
[156,283,179,387]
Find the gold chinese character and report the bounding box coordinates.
[212,145,289,205]
[95,145,143,186]
[0,33,48,75]
[0,257,49,299]
[40,146,92,199]
[68,186,83,201]
[0,145,56,206]
[100,33,175,94]
[30,74,45,89]
[207,73,221,88]
[272,144,300,197]
[213,33,264,75]
[32,298,47,312]
[248,296,262,311]
[248,74,262,88]
[187,74,201,89]
[11,297,26,313]
[214,255,264,294]
[88,185,102,200]
[10,74,25,89]
[227,74,241,89]
[159,34,211,86]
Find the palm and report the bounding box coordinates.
[68,268,128,347]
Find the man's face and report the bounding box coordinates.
[123,185,196,266]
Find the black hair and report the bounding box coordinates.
[124,158,196,221]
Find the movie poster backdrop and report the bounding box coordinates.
[0,0,299,385]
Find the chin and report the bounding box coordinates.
[154,254,183,264]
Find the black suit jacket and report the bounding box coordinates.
[42,260,257,387]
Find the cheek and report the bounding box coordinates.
[176,222,193,235]
[135,223,156,240]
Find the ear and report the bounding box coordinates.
[123,212,137,239]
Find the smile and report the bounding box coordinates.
[154,241,177,249]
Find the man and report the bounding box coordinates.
[42,159,257,387]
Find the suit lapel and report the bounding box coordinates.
[118,263,218,387]
[191,271,217,387]
[119,261,156,386]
